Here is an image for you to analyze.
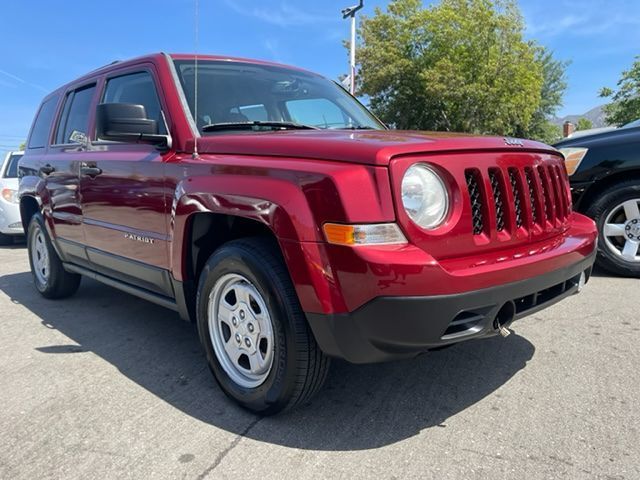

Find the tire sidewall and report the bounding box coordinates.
[196,244,298,413]
[588,183,640,276]
[27,214,52,294]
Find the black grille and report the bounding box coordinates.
[508,168,523,228]
[537,166,551,221]
[465,170,484,235]
[524,168,538,224]
[489,169,506,232]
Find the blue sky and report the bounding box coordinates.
[1,0,639,156]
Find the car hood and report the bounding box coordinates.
[555,125,640,148]
[192,129,557,166]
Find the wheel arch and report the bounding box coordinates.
[19,195,40,232]
[576,168,640,212]
[172,193,328,322]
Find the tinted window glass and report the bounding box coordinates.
[286,98,346,128]
[56,85,96,144]
[28,96,58,149]
[102,71,166,135]
[3,154,23,178]
[173,60,384,133]
[238,104,268,121]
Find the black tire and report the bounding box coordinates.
[27,213,81,298]
[585,180,640,277]
[196,237,330,415]
[0,233,13,246]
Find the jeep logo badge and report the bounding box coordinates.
[504,137,524,146]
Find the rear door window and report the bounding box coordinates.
[101,71,167,135]
[55,84,97,144]
[28,96,59,149]
[3,154,23,178]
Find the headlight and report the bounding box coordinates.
[558,147,588,176]
[1,188,19,204]
[401,164,449,229]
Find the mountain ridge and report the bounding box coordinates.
[552,105,610,128]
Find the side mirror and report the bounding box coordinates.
[96,103,170,147]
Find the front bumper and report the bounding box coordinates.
[306,249,595,364]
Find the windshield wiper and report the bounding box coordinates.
[202,121,319,132]
[340,125,376,130]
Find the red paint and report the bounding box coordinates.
[19,53,597,318]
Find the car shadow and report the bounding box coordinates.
[0,271,535,451]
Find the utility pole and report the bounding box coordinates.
[342,0,364,95]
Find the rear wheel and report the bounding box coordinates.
[586,180,640,277]
[27,213,81,298]
[196,237,330,415]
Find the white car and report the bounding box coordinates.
[0,151,24,244]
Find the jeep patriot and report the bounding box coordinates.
[19,53,597,414]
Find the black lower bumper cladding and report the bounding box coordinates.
[306,253,595,364]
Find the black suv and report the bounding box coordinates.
[555,122,640,276]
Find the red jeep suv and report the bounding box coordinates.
[19,53,597,414]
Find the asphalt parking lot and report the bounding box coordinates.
[0,243,638,480]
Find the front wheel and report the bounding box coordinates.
[27,213,81,298]
[196,238,330,415]
[586,180,640,277]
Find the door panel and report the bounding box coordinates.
[43,150,84,245]
[79,147,170,270]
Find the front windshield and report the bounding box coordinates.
[622,119,640,129]
[172,59,385,134]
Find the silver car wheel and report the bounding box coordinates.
[208,273,275,388]
[31,227,50,284]
[603,198,640,263]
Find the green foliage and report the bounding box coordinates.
[600,56,640,126]
[522,46,569,142]
[19,142,26,151]
[529,121,562,145]
[576,117,593,131]
[354,0,567,141]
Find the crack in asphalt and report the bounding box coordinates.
[195,417,262,479]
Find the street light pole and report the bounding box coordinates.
[342,0,364,95]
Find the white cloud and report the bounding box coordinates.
[525,3,640,38]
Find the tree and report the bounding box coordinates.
[576,118,593,131]
[521,46,568,143]
[600,56,640,126]
[354,0,566,141]
[19,142,26,151]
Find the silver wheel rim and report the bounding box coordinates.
[208,273,274,388]
[31,227,50,284]
[603,198,640,263]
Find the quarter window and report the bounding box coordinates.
[28,96,59,149]
[101,71,167,136]
[55,84,96,144]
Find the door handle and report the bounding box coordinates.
[39,164,55,175]
[80,163,102,177]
